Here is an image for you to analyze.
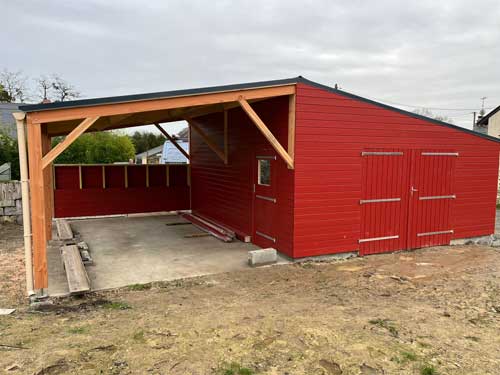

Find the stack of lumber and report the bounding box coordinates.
[60,245,90,294]
[180,213,235,242]
[56,219,91,295]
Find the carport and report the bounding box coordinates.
[14,78,297,296]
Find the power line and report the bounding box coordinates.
[340,88,495,112]
[368,97,494,112]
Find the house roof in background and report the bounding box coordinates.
[135,144,163,159]
[161,140,189,164]
[477,105,500,126]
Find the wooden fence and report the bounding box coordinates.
[53,164,190,218]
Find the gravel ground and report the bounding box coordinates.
[0,229,499,374]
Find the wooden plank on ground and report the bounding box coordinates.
[61,245,90,294]
[180,213,234,242]
[56,219,73,240]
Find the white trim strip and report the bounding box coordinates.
[256,195,276,203]
[421,152,459,156]
[417,230,453,237]
[361,152,403,156]
[256,231,276,243]
[359,235,399,243]
[360,198,401,204]
[419,195,456,200]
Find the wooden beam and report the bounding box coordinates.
[30,85,295,124]
[78,165,83,189]
[42,117,99,169]
[238,97,294,169]
[224,110,228,165]
[27,121,48,289]
[102,166,106,189]
[185,117,226,163]
[287,94,296,169]
[41,128,53,240]
[154,123,190,160]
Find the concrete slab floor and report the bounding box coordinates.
[47,214,290,296]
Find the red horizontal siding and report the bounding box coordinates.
[190,97,294,256]
[54,165,189,217]
[293,83,499,258]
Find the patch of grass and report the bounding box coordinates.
[420,364,438,375]
[219,362,253,375]
[369,318,399,337]
[391,350,418,364]
[401,351,417,361]
[127,283,152,291]
[102,301,131,310]
[465,335,480,342]
[67,326,88,334]
[133,330,145,342]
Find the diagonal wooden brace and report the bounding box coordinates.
[238,97,294,169]
[42,116,99,169]
[154,123,190,160]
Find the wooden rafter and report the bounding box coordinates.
[185,116,226,163]
[238,96,294,169]
[30,85,295,124]
[42,117,99,169]
[154,123,190,160]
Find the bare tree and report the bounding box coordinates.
[0,69,28,102]
[36,75,52,101]
[51,75,80,101]
[413,108,454,124]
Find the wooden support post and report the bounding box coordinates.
[187,165,191,186]
[42,116,99,169]
[224,109,228,165]
[166,165,170,187]
[146,165,149,187]
[27,121,48,290]
[238,96,294,169]
[78,165,83,189]
[287,94,296,169]
[53,165,57,190]
[185,117,226,163]
[41,128,53,240]
[154,123,190,160]
[102,166,106,189]
[124,165,128,188]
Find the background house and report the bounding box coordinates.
[135,127,189,164]
[475,105,500,137]
[0,103,20,139]
[475,105,500,200]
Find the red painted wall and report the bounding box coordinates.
[190,97,294,257]
[54,164,190,218]
[293,82,499,258]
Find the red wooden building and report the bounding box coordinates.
[16,77,500,291]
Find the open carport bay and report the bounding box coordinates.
[46,214,288,296]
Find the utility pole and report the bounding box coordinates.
[480,97,487,116]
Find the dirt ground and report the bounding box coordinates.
[0,224,499,374]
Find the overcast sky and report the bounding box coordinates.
[3,0,500,132]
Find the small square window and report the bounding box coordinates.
[258,159,271,186]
